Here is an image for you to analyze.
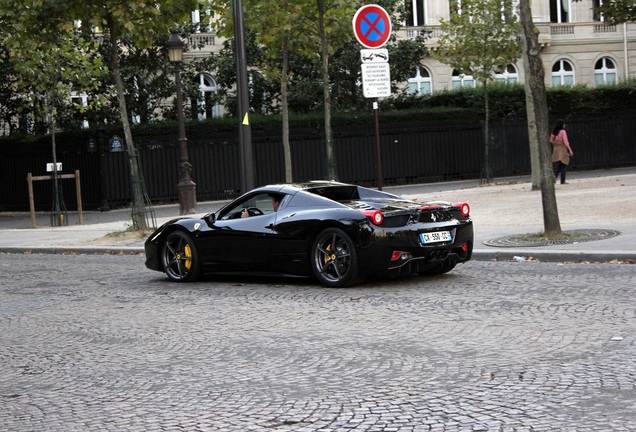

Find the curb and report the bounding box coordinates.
[2,247,634,264]
[0,247,145,255]
[472,249,635,263]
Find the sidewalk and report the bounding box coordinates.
[1,167,635,264]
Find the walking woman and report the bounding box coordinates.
[550,119,574,184]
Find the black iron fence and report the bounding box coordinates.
[1,113,635,212]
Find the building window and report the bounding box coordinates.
[495,64,519,84]
[405,0,427,26]
[408,67,433,95]
[450,0,467,16]
[550,0,570,23]
[70,91,89,129]
[193,73,218,120]
[451,69,475,88]
[191,5,213,32]
[593,0,604,21]
[551,59,575,86]
[594,57,617,85]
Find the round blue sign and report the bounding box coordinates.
[352,4,392,49]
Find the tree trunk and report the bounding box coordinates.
[317,0,337,180]
[281,38,292,183]
[519,0,561,237]
[526,98,542,190]
[107,19,148,230]
[47,89,63,226]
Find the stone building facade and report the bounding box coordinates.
[185,0,635,111]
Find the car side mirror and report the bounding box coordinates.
[204,212,216,225]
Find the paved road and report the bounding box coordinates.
[1,255,634,431]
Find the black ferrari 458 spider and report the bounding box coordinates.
[145,181,473,287]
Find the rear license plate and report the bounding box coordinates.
[420,231,452,244]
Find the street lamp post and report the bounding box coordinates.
[167,31,197,215]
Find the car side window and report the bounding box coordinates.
[219,193,281,220]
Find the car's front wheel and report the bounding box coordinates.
[161,230,202,282]
[311,227,360,288]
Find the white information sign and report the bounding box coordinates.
[46,162,62,172]
[361,62,391,98]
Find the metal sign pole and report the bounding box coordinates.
[373,99,383,190]
[354,5,391,191]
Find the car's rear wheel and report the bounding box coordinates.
[419,258,456,276]
[161,230,202,282]
[311,227,360,288]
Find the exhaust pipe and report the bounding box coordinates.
[429,250,450,260]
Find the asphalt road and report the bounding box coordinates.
[1,255,634,431]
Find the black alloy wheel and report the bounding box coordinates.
[311,227,360,288]
[161,231,202,282]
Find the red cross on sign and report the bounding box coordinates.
[352,4,392,49]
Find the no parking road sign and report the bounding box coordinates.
[352,4,392,49]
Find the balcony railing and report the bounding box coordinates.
[188,32,217,49]
[403,27,445,39]
[551,25,574,35]
[594,24,617,33]
[399,22,629,46]
[550,22,623,39]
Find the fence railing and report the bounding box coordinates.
[1,114,635,212]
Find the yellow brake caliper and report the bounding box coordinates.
[323,244,337,264]
[184,244,192,270]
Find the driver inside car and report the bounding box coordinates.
[241,194,281,218]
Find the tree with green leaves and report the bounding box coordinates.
[77,1,197,229]
[211,0,363,181]
[209,0,300,182]
[308,0,362,180]
[0,33,22,135]
[1,3,104,224]
[117,34,177,126]
[434,0,521,183]
[575,0,636,25]
[241,0,305,183]
[2,0,198,229]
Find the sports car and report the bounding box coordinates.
[144,181,473,287]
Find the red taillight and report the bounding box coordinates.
[362,210,384,226]
[461,242,468,252]
[391,251,413,261]
[453,202,470,217]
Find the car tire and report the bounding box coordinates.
[311,227,360,288]
[419,258,456,276]
[161,230,202,282]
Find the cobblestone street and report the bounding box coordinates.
[1,254,634,431]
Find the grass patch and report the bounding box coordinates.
[509,231,586,242]
[103,224,154,241]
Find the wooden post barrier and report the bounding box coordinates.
[27,170,83,228]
